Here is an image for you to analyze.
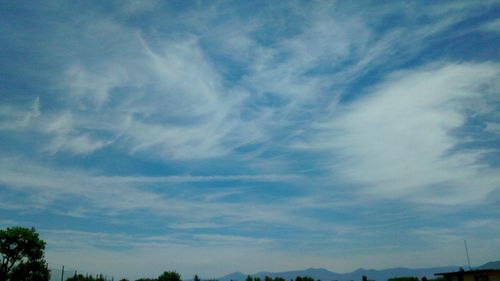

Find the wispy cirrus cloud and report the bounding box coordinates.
[0,97,39,130]
[2,0,492,161]
[481,18,500,34]
[0,156,308,228]
[1,0,499,278]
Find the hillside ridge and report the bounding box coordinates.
[218,260,500,281]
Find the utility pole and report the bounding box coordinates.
[464,240,472,270]
[61,265,65,281]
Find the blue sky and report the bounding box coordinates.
[1,0,499,279]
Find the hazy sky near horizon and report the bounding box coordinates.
[1,0,499,279]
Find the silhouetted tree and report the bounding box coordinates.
[10,259,50,281]
[0,226,49,281]
[296,276,314,281]
[67,274,119,281]
[66,274,88,281]
[388,277,419,281]
[158,271,181,281]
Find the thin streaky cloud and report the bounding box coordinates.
[0,1,499,278]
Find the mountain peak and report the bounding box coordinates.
[217,260,500,281]
[477,261,500,270]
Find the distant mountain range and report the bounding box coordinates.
[477,261,500,270]
[48,260,500,281]
[217,260,500,281]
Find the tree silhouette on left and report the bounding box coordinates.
[0,226,50,281]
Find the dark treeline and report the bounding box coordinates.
[245,276,315,281]
[128,274,444,281]
[243,275,444,281]
[66,273,108,281]
[64,272,447,281]
[65,271,182,281]
[388,278,443,281]
[59,270,450,281]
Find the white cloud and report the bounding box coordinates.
[2,2,499,276]
[0,97,39,130]
[64,63,129,109]
[43,19,265,160]
[169,222,223,230]
[295,63,500,205]
[3,1,484,162]
[481,18,500,34]
[93,174,299,185]
[41,111,112,155]
[0,157,308,227]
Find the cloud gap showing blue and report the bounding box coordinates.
[0,1,499,279]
